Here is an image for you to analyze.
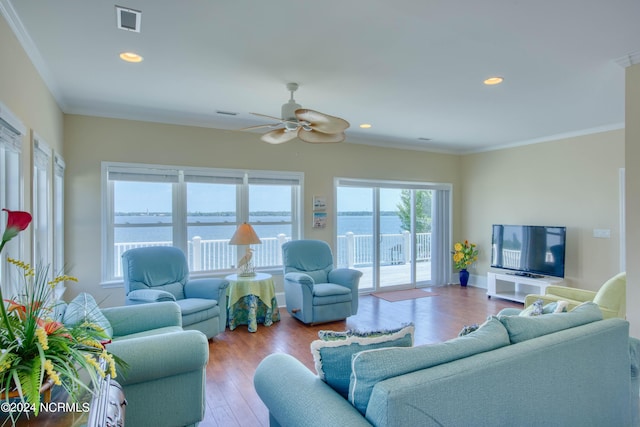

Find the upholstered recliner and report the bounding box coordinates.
[282,239,362,324]
[121,246,229,339]
[59,295,208,427]
[523,272,626,319]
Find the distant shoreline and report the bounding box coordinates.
[115,211,401,217]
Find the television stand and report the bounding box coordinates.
[487,271,564,303]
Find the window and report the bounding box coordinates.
[335,178,452,292]
[53,153,66,284]
[102,162,303,282]
[0,102,26,296]
[32,134,52,269]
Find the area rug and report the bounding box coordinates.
[371,289,438,302]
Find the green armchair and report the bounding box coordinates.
[523,272,626,319]
[102,302,209,427]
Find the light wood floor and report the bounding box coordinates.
[200,285,521,427]
[4,285,520,426]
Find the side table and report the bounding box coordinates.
[226,273,280,332]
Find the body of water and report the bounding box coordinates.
[114,214,404,243]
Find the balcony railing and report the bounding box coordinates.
[113,232,432,277]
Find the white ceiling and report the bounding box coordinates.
[2,0,639,153]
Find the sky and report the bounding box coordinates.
[114,182,402,212]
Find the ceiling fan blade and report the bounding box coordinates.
[261,128,299,144]
[250,112,285,122]
[297,129,346,144]
[237,122,282,131]
[295,109,350,134]
[251,111,301,128]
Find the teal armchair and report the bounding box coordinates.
[282,240,362,324]
[101,302,209,427]
[122,246,229,338]
[524,272,626,319]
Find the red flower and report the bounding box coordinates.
[5,299,27,321]
[1,209,32,246]
[38,319,64,335]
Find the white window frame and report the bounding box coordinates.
[101,161,303,284]
[0,101,26,297]
[53,152,66,293]
[32,133,53,270]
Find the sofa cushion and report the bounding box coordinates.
[518,300,567,317]
[310,324,414,399]
[63,292,113,338]
[498,301,603,344]
[348,317,510,415]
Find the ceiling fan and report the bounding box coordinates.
[243,83,350,144]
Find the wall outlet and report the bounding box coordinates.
[593,228,611,238]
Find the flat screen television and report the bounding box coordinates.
[491,224,566,278]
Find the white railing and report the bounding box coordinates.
[114,232,432,276]
[336,231,431,267]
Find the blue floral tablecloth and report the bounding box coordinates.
[226,273,280,332]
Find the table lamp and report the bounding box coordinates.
[229,222,262,276]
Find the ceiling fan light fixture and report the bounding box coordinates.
[281,99,302,122]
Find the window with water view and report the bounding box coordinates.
[103,163,302,281]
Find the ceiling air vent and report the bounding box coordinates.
[116,6,142,33]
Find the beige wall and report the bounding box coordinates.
[626,63,640,337]
[461,130,625,291]
[63,115,460,305]
[0,13,64,259]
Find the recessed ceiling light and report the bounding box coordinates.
[119,52,143,63]
[359,123,372,129]
[484,76,504,85]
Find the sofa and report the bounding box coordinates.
[254,302,640,426]
[60,294,209,427]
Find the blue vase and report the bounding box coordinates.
[459,269,469,287]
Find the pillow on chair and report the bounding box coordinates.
[63,292,113,339]
[310,324,414,399]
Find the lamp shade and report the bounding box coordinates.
[229,223,262,245]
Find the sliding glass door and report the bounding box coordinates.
[335,178,451,293]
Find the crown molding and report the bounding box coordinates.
[0,0,65,109]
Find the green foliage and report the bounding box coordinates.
[396,190,432,233]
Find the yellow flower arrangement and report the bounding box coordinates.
[452,240,479,270]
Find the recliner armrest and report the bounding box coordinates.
[106,330,208,385]
[127,289,176,303]
[328,268,363,289]
[284,272,315,287]
[185,277,229,300]
[102,302,182,337]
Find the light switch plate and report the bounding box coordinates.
[593,229,611,238]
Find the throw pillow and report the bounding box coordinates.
[518,300,567,317]
[498,301,602,344]
[63,292,113,339]
[349,317,510,415]
[310,324,414,399]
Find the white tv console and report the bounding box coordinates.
[487,271,564,303]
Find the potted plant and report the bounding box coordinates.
[0,209,120,424]
[452,240,478,286]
